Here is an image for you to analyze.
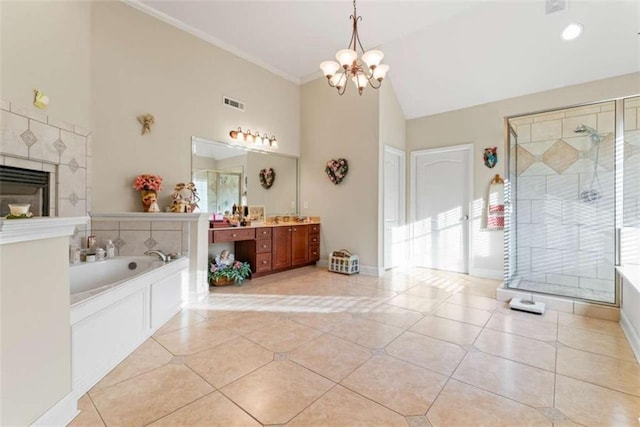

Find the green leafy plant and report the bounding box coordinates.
[209,259,251,285]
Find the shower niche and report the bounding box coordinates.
[505,100,622,304]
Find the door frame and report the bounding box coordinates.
[410,143,474,273]
[383,145,407,270]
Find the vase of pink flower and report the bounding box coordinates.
[133,174,163,212]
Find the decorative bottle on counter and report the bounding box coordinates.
[106,240,116,259]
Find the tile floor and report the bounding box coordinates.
[70,267,640,427]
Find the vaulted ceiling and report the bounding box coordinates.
[133,0,639,119]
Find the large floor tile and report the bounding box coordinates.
[356,303,424,329]
[486,313,558,342]
[556,346,640,396]
[91,338,173,392]
[243,318,323,352]
[153,309,207,337]
[558,312,625,337]
[288,385,407,426]
[220,361,333,425]
[453,352,555,408]
[409,315,482,345]
[386,293,440,313]
[433,302,492,326]
[185,336,273,388]
[558,326,636,361]
[474,329,556,371]
[446,293,499,311]
[68,394,105,427]
[208,310,283,335]
[90,364,214,427]
[386,331,466,376]
[328,316,404,348]
[288,311,354,332]
[341,355,447,416]
[555,375,640,427]
[153,321,238,355]
[290,334,372,382]
[403,284,453,300]
[149,391,260,427]
[427,380,551,427]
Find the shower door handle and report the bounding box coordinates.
[460,215,469,221]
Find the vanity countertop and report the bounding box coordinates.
[210,220,320,231]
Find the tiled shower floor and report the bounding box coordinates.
[70,267,638,426]
[512,278,615,304]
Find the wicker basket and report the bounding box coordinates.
[210,277,235,286]
[329,249,360,275]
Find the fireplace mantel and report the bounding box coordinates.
[0,216,89,245]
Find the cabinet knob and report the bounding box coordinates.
[262,260,267,264]
[293,228,297,231]
[262,231,267,234]
[262,244,267,248]
[313,251,317,255]
[232,233,237,237]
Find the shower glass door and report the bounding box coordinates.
[507,100,617,304]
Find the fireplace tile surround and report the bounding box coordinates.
[0,98,91,248]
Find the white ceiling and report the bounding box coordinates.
[133,0,640,119]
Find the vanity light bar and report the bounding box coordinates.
[229,127,278,148]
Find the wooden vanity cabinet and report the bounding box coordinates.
[211,223,320,278]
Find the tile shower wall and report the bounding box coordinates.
[0,98,92,248]
[511,102,623,301]
[91,220,188,257]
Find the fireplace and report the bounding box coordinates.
[0,165,50,217]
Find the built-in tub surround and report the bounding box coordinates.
[70,256,188,400]
[90,213,209,301]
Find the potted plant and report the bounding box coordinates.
[208,258,251,286]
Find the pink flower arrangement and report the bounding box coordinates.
[133,174,163,191]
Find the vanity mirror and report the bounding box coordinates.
[191,136,298,216]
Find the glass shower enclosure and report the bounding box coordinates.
[504,99,626,304]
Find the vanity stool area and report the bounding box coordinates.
[209,222,320,278]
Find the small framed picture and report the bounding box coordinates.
[248,205,265,224]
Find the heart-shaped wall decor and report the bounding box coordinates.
[259,168,275,189]
[325,158,349,185]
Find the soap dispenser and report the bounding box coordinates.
[106,240,116,259]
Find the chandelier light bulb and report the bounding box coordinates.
[362,49,384,69]
[320,61,340,78]
[330,72,346,88]
[352,73,368,90]
[373,64,390,81]
[336,49,357,69]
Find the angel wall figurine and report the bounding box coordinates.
[137,114,155,135]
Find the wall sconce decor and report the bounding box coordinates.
[229,127,278,148]
[33,89,49,109]
[137,114,155,135]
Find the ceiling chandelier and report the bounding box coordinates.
[319,0,390,96]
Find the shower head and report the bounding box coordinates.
[574,124,604,143]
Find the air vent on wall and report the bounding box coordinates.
[545,0,567,15]
[223,96,245,112]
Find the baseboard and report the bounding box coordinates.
[469,268,503,280]
[317,259,381,276]
[621,310,640,363]
[31,391,78,427]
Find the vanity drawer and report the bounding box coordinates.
[256,239,272,254]
[309,224,321,234]
[256,253,272,272]
[309,233,320,245]
[256,227,272,239]
[211,228,255,243]
[309,244,320,262]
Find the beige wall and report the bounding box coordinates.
[407,72,640,275]
[0,1,91,129]
[301,78,380,269]
[0,237,71,426]
[91,2,300,213]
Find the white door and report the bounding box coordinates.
[411,145,471,273]
[384,146,406,270]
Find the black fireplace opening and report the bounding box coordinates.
[0,165,50,217]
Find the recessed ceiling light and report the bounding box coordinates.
[562,23,583,41]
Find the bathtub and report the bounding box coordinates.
[69,256,188,398]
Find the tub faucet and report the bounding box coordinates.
[145,250,168,262]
